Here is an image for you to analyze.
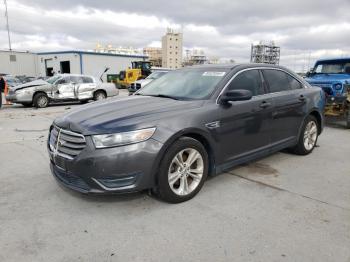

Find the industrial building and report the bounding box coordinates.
[250,41,280,65]
[143,47,162,67]
[183,49,208,66]
[0,50,148,82]
[162,29,183,69]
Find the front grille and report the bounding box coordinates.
[310,82,332,88]
[49,126,86,160]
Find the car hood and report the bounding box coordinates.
[54,96,204,135]
[305,73,350,84]
[11,79,49,91]
[135,79,152,85]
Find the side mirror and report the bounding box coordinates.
[220,89,252,104]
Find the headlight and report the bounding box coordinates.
[92,127,156,148]
[15,89,29,95]
[334,83,342,90]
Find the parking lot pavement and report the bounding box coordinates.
[0,93,349,262]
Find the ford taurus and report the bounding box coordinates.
[48,64,325,203]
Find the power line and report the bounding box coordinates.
[4,0,11,50]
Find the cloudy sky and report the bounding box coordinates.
[0,0,349,72]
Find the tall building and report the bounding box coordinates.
[162,29,183,69]
[250,41,280,65]
[143,47,162,67]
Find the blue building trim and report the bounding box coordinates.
[79,53,83,74]
[36,50,148,59]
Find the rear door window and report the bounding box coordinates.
[82,77,93,83]
[286,74,303,90]
[262,69,294,93]
[227,69,264,96]
[70,76,83,84]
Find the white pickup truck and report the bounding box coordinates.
[5,74,119,108]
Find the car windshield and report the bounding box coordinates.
[314,60,350,74]
[46,75,61,84]
[146,72,167,79]
[138,69,228,100]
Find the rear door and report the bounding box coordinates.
[216,69,274,165]
[77,76,96,99]
[261,69,306,145]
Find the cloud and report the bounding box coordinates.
[0,0,349,72]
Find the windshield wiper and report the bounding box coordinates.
[145,94,180,100]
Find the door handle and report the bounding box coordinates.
[260,101,271,109]
[299,95,306,101]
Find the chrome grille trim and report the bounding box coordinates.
[49,126,86,160]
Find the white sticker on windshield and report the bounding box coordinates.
[202,72,226,77]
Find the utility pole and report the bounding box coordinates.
[4,0,12,50]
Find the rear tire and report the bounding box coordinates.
[93,90,107,101]
[156,137,209,203]
[291,115,319,155]
[33,93,49,108]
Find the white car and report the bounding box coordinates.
[5,74,118,108]
[128,71,169,95]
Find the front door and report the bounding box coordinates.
[216,69,274,166]
[56,76,75,99]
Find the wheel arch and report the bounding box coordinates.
[32,90,48,100]
[94,89,107,97]
[151,128,217,189]
[308,109,323,135]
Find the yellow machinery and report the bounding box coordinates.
[118,61,152,88]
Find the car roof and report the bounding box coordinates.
[186,63,289,71]
[315,57,350,63]
[57,74,93,77]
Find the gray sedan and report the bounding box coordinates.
[5,74,118,108]
[48,64,325,203]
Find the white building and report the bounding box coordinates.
[162,29,183,69]
[0,50,38,76]
[37,51,148,81]
[0,50,148,82]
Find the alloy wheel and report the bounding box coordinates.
[168,148,204,196]
[303,121,318,151]
[38,96,48,108]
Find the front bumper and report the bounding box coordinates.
[49,137,164,194]
[5,92,32,103]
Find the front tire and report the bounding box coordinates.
[292,115,319,155]
[156,137,209,203]
[33,93,49,108]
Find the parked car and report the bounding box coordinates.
[0,75,21,92]
[305,57,350,128]
[16,75,36,84]
[48,64,324,203]
[128,71,169,95]
[5,74,118,108]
